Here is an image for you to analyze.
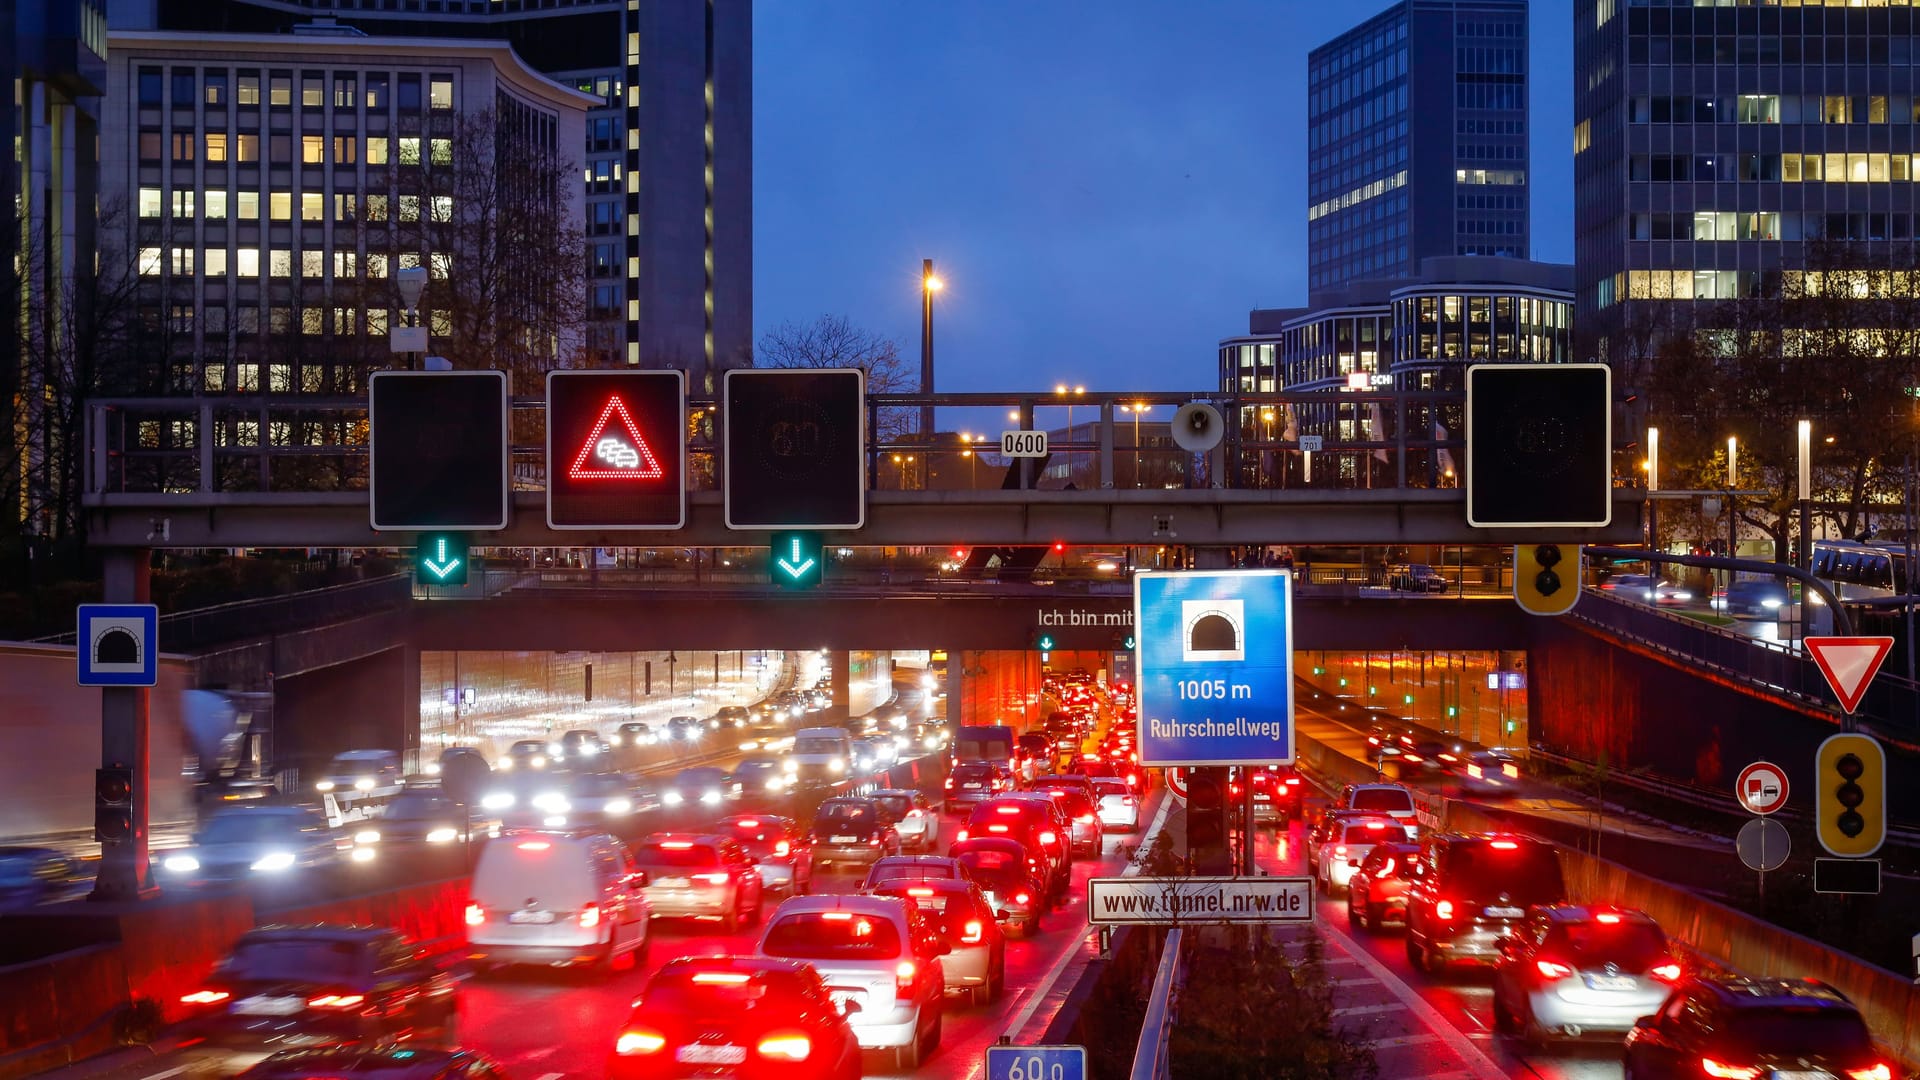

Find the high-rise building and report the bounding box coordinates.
[116,0,752,387]
[5,0,107,543]
[1307,0,1530,299]
[1573,2,1920,371]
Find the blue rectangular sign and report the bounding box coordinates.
[76,603,160,687]
[986,1045,1085,1080]
[1133,569,1294,766]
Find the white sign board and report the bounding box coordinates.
[389,326,429,354]
[1086,876,1312,925]
[1298,435,1324,452]
[1001,430,1048,458]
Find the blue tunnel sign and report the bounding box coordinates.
[1133,570,1294,766]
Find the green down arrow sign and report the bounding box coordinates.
[770,531,823,589]
[416,532,469,586]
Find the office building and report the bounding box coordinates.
[1573,1,1920,368]
[5,0,108,541]
[1308,0,1530,299]
[115,0,752,386]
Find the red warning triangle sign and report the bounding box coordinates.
[568,395,666,481]
[1804,636,1894,714]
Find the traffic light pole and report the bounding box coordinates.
[1240,774,1256,876]
[93,549,157,901]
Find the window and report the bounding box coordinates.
[269,250,292,277]
[236,362,260,391]
[367,308,388,335]
[301,193,323,221]
[138,132,163,162]
[237,191,259,219]
[397,75,421,110]
[269,192,291,220]
[236,308,259,335]
[334,194,354,220]
[237,249,259,276]
[205,73,228,106]
[1870,96,1889,124]
[301,135,323,163]
[169,190,194,218]
[172,133,196,161]
[334,76,357,108]
[301,75,323,108]
[269,134,290,162]
[333,136,357,164]
[365,194,388,221]
[138,68,163,106]
[335,251,358,277]
[429,77,453,109]
[366,137,389,164]
[204,249,228,276]
[398,137,421,165]
[431,195,452,220]
[1737,95,1778,123]
[206,191,228,218]
[269,76,292,107]
[204,363,227,392]
[205,133,228,161]
[301,250,323,278]
[138,247,162,276]
[1824,96,1851,123]
[237,73,260,106]
[366,252,388,278]
[169,248,194,275]
[139,188,163,218]
[429,138,451,166]
[171,72,195,106]
[301,309,323,336]
[398,194,420,222]
[236,133,259,162]
[366,74,389,109]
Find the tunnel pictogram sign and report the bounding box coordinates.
[76,604,159,686]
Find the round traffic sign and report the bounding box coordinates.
[1735,761,1790,815]
[1167,767,1189,803]
[1736,817,1790,871]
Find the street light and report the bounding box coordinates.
[1646,426,1660,552]
[1798,419,1813,570]
[1122,403,1151,488]
[920,260,940,437]
[1055,384,1085,469]
[960,433,979,488]
[1726,435,1739,564]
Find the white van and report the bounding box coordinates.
[790,727,852,785]
[465,831,651,972]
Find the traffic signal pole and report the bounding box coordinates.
[93,549,156,901]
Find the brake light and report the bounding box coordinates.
[1334,845,1348,857]
[1364,820,1386,830]
[1435,899,1455,921]
[907,886,935,897]
[820,911,854,921]
[869,836,883,847]
[1534,959,1574,980]
[961,919,985,943]
[1700,1059,1760,1079]
[693,972,752,985]
[1285,777,1299,786]
[988,824,1009,833]
[1123,797,1136,806]
[1401,754,1423,763]
[956,829,969,842]
[516,841,551,851]
[1127,775,1139,787]
[180,990,230,1005]
[1595,912,1621,924]
[579,902,602,928]
[945,778,954,789]
[1039,831,1058,846]
[465,903,485,926]
[774,840,790,857]
[996,805,1022,815]
[1075,814,1095,824]
[895,960,917,992]
[694,873,731,885]
[661,841,694,850]
[1846,1065,1893,1080]
[307,993,366,1009]
[1489,840,1519,850]
[1015,891,1031,904]
[1650,961,1682,982]
[757,1033,812,1062]
[616,1030,667,1055]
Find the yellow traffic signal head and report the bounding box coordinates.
[1816,732,1885,858]
[1514,544,1581,616]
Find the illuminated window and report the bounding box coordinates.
[301,251,323,278]
[269,250,292,277]
[237,191,259,220]
[236,134,258,162]
[138,188,163,218]
[236,363,260,392]
[300,193,323,221]
[333,136,356,164]
[205,191,228,219]
[431,195,452,220]
[269,192,291,220]
[364,194,388,221]
[1824,96,1851,123]
[170,190,194,218]
[236,249,259,277]
[302,135,323,163]
[301,76,322,108]
[269,76,291,106]
[138,247,162,276]
[430,138,451,165]
[398,194,420,222]
[429,77,453,109]
[367,137,389,164]
[204,249,228,276]
[169,248,193,274]
[398,137,421,165]
[205,133,228,161]
[237,74,259,106]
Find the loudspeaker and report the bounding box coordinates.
[1171,402,1225,452]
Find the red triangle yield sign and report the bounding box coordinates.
[1804,636,1895,714]
[568,395,666,480]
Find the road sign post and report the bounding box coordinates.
[1805,636,1894,719]
[76,604,159,687]
[1000,430,1048,458]
[1133,569,1294,767]
[369,371,509,531]
[1816,732,1885,860]
[724,368,866,529]
[1514,543,1581,616]
[546,370,686,530]
[985,1045,1085,1080]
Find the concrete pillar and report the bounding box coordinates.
[830,650,852,719]
[945,651,965,727]
[400,646,423,773]
[1192,547,1234,570]
[93,549,157,901]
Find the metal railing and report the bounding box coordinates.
[1129,927,1186,1080]
[83,389,1613,498]
[34,573,411,651]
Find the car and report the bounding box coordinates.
[609,955,863,1080]
[958,799,1069,901]
[499,740,553,772]
[1712,578,1792,618]
[558,729,610,764]
[848,739,884,774]
[1651,580,1694,605]
[715,814,814,898]
[1023,779,1103,855]
[1622,974,1894,1080]
[372,789,499,847]
[1404,834,1567,975]
[1305,809,1385,875]
[1340,782,1421,837]
[1317,816,1415,894]
[1491,905,1680,1044]
[612,722,655,750]
[159,805,350,884]
[1599,573,1690,605]
[312,749,402,795]
[810,797,902,874]
[661,766,739,809]
[1248,767,1303,825]
[633,834,765,931]
[175,925,458,1048]
[910,721,949,754]
[236,1047,505,1080]
[1090,777,1140,831]
[756,894,947,1069]
[942,761,1015,813]
[466,831,652,971]
[1461,750,1523,795]
[868,878,1005,1006]
[666,716,703,742]
[715,705,752,729]
[734,754,793,797]
[862,855,971,890]
[947,838,1047,935]
[1345,841,1421,932]
[1388,563,1449,593]
[870,789,940,852]
[0,847,87,909]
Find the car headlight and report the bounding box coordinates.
[496,757,513,771]
[530,755,548,768]
[1673,591,1692,600]
[663,790,685,806]
[353,829,380,845]
[604,798,633,815]
[423,762,442,776]
[354,777,375,791]
[608,736,623,747]
[350,846,376,863]
[543,815,567,827]
[315,780,336,792]
[784,759,798,773]
[251,851,296,872]
[829,759,845,774]
[425,827,458,843]
[531,793,570,814]
[766,777,786,791]
[481,792,515,810]
[1762,598,1782,609]
[700,790,722,806]
[163,854,200,873]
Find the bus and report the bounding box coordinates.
[1810,539,1912,602]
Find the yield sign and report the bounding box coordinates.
[1805,636,1895,714]
[567,395,666,480]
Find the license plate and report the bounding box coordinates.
[234,995,302,1016]
[676,1045,746,1065]
[1769,1072,1831,1080]
[1483,906,1524,918]
[962,783,982,789]
[1586,975,1638,991]
[830,835,857,844]
[508,910,555,924]
[656,877,690,888]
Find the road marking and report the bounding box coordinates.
[1122,791,1175,878]
[999,928,1092,1043]
[1323,954,1360,965]
[138,1067,194,1080]
[1365,1032,1440,1050]
[1331,1002,1408,1017]
[533,1072,564,1080]
[1329,976,1382,987]
[1318,917,1510,1080]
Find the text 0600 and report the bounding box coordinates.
[1001,431,1048,457]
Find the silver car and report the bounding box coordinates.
[1091,777,1140,831]
[157,806,350,884]
[1491,905,1678,1043]
[867,877,1005,1006]
[871,789,940,851]
[757,894,948,1069]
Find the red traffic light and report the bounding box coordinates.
[1052,542,1066,554]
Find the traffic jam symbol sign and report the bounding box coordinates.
[1805,636,1894,714]
[567,396,665,480]
[76,604,160,687]
[1133,569,1294,767]
[1735,761,1789,815]
[546,370,685,530]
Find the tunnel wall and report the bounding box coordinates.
[273,647,413,781]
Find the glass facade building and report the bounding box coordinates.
[1308,0,1530,299]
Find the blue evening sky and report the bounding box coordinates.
[753,0,1573,396]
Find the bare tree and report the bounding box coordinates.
[758,314,912,440]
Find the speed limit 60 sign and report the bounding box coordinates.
[986,1045,1084,1080]
[1001,430,1048,458]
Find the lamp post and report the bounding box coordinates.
[1055,384,1084,473]
[961,433,978,488]
[1646,426,1660,553]
[1726,436,1739,565]
[1122,403,1150,488]
[920,261,941,437]
[395,265,427,371]
[1798,420,1813,570]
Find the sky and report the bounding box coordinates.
[753,0,1574,395]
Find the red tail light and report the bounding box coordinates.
[894,960,917,993]
[1595,911,1622,924]
[1014,891,1031,904]
[180,989,230,1005]
[944,778,954,789]
[961,919,984,944]
[1489,839,1519,850]
[1846,1065,1893,1080]
[956,829,969,842]
[1334,845,1348,857]
[1650,960,1682,982]
[1039,831,1058,846]
[1075,814,1094,824]
[307,993,367,1009]
[756,1033,812,1062]
[465,903,485,926]
[1285,777,1300,786]
[1534,959,1574,980]
[1434,899,1455,921]
[773,840,791,857]
[579,902,602,927]
[616,1030,667,1056]
[694,872,731,885]
[1700,1059,1760,1079]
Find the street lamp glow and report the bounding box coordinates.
[924,275,943,293]
[1727,436,1738,489]
[1055,384,1067,395]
